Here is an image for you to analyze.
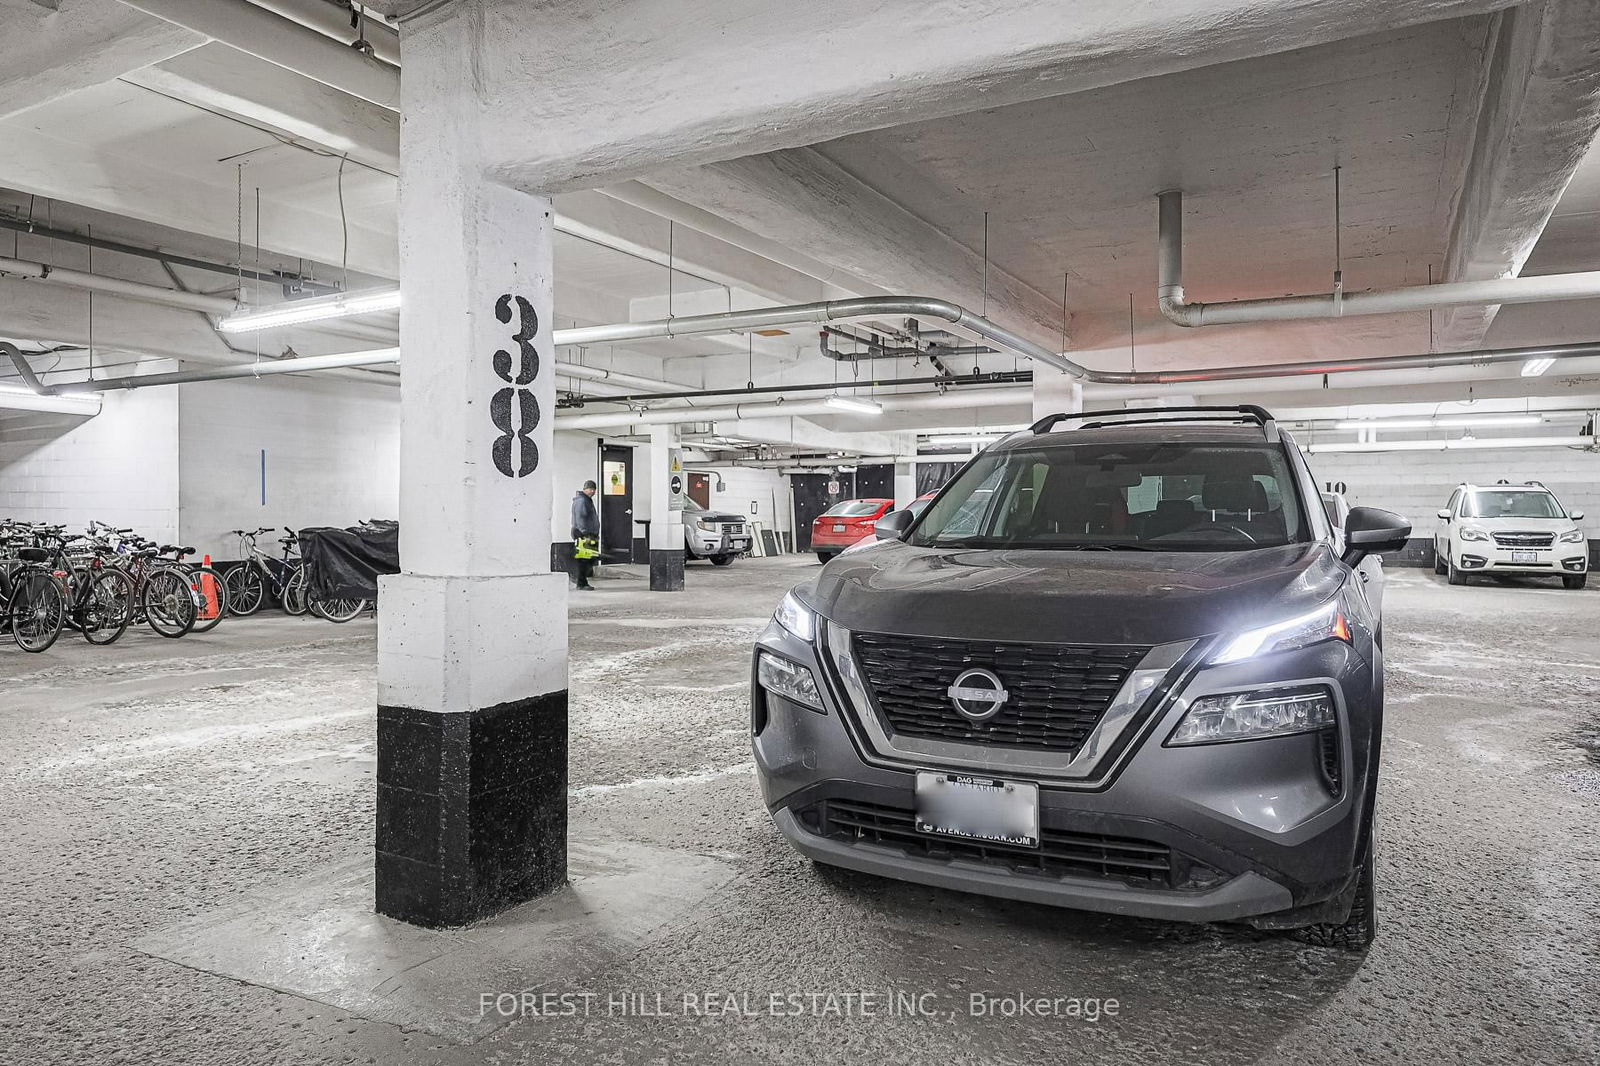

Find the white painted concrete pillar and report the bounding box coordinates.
[1033,370,1084,423]
[374,3,568,927]
[893,462,916,509]
[646,424,684,590]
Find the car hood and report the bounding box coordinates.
[800,540,1347,646]
[692,511,746,523]
[1462,516,1576,530]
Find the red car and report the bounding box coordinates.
[811,498,894,562]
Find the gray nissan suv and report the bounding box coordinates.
[751,407,1411,949]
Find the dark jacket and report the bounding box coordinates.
[571,491,600,540]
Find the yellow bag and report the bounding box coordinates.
[573,537,599,560]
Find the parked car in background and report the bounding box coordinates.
[811,499,894,562]
[905,492,938,519]
[682,498,752,566]
[754,407,1412,950]
[1322,491,1388,618]
[1433,482,1587,589]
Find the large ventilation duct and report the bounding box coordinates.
[1156,190,1600,328]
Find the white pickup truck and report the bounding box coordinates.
[682,498,753,566]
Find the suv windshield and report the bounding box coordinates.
[824,500,884,518]
[1463,490,1564,519]
[908,441,1307,551]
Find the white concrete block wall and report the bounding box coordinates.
[1306,446,1600,536]
[698,465,792,533]
[177,377,400,559]
[0,386,180,543]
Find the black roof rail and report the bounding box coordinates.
[1028,405,1280,442]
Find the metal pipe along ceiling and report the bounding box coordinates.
[4,343,400,394]
[0,256,238,314]
[555,385,1030,430]
[1156,189,1600,328]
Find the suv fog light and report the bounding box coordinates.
[1167,687,1335,746]
[758,651,825,713]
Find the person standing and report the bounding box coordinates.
[571,479,600,590]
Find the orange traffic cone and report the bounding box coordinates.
[197,555,220,621]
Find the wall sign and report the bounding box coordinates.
[669,449,686,512]
[491,293,540,478]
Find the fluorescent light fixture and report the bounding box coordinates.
[926,434,1003,446]
[0,381,103,416]
[1522,357,1556,377]
[1306,435,1593,454]
[1332,415,1543,431]
[823,394,883,415]
[218,287,401,333]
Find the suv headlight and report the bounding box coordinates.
[697,518,718,532]
[1168,687,1336,745]
[774,590,816,642]
[1559,528,1585,543]
[757,651,824,712]
[1458,526,1489,542]
[1210,600,1350,665]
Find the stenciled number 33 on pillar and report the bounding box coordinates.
[491,292,541,478]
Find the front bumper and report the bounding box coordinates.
[688,530,752,557]
[751,620,1377,924]
[1454,541,1586,574]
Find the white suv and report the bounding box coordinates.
[1433,483,1588,589]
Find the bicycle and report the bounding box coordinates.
[226,528,309,617]
[0,544,67,652]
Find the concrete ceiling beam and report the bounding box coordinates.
[0,0,203,121]
[644,149,1068,348]
[0,124,399,278]
[123,43,403,174]
[113,0,401,110]
[418,0,1522,192]
[1434,0,1600,351]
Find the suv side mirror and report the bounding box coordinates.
[1572,510,1585,521]
[875,508,915,541]
[1436,509,1451,521]
[1343,506,1412,566]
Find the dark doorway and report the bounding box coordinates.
[687,471,712,510]
[791,471,854,551]
[856,463,893,500]
[598,444,635,564]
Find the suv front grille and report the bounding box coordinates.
[805,798,1224,889]
[1492,531,1554,547]
[721,523,745,534]
[851,632,1147,754]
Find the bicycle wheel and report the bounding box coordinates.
[80,569,134,646]
[225,565,266,616]
[282,564,310,616]
[11,567,66,652]
[185,566,230,634]
[142,569,196,638]
[311,595,367,623]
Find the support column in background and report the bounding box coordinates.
[374,5,567,928]
[647,424,684,591]
[1033,370,1084,422]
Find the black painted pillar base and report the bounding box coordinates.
[649,548,685,591]
[375,692,569,928]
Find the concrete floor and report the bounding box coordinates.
[1,557,1596,1065]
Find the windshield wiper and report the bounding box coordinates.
[1066,543,1161,552]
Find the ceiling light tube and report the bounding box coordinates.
[1521,357,1556,377]
[926,434,1003,446]
[218,287,402,333]
[1307,435,1592,454]
[823,394,883,415]
[1332,415,1544,430]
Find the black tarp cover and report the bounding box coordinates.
[298,520,398,600]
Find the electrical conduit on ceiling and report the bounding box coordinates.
[1155,189,1600,328]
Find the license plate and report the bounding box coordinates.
[1512,550,1536,564]
[914,771,1039,848]
[832,524,846,532]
